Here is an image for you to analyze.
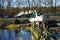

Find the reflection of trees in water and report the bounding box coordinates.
[0,29,32,40]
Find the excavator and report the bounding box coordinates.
[16,10,50,22]
[29,10,50,22]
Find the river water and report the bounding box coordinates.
[0,29,33,40]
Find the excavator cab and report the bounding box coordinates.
[31,10,41,18]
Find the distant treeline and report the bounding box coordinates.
[0,7,60,16]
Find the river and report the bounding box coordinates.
[0,29,33,40]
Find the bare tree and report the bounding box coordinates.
[27,0,30,17]
[0,0,5,17]
[0,0,5,9]
[7,0,12,8]
[17,0,21,8]
[0,0,1,9]
[49,0,53,14]
[54,0,57,15]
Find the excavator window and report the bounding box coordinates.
[31,12,36,18]
[37,12,40,16]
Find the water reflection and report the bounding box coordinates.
[0,29,32,40]
[19,30,32,40]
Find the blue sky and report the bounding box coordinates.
[41,0,60,7]
[53,0,60,6]
[56,0,60,6]
[18,0,60,7]
[4,0,60,8]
